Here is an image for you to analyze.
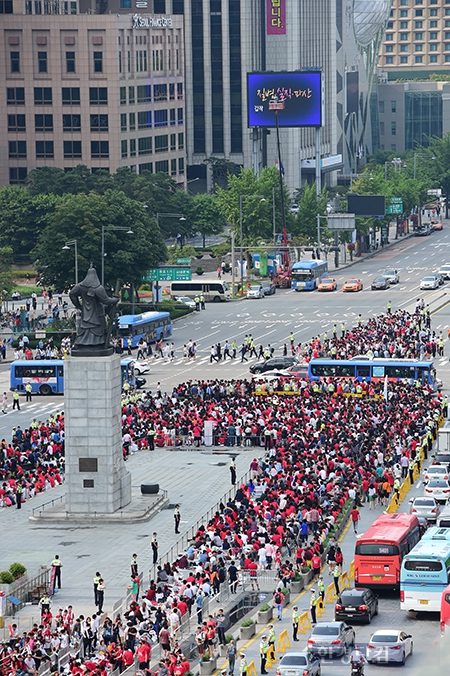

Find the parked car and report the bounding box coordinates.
[438,263,450,279]
[249,357,298,375]
[420,276,439,290]
[334,587,378,623]
[423,478,450,503]
[383,268,400,284]
[277,652,321,676]
[423,465,449,484]
[318,278,337,291]
[175,295,197,309]
[342,279,363,292]
[247,284,264,299]
[307,621,355,658]
[132,360,150,375]
[261,282,276,295]
[409,496,440,522]
[366,629,413,665]
[371,276,390,290]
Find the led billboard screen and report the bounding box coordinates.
[347,194,386,217]
[247,71,322,127]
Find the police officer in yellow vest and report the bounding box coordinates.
[239,654,247,676]
[51,554,62,589]
[267,625,276,660]
[93,571,101,605]
[25,383,32,402]
[310,589,318,624]
[40,594,51,617]
[260,636,269,674]
[318,575,325,602]
[12,389,20,411]
[292,606,300,642]
[15,482,23,510]
[200,294,205,310]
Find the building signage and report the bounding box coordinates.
[247,71,322,127]
[267,0,286,35]
[132,14,173,29]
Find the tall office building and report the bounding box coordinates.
[0,1,186,187]
[379,0,450,78]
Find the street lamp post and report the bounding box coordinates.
[62,239,78,285]
[101,225,133,287]
[156,213,186,247]
[239,194,265,294]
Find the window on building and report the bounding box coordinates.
[62,114,81,131]
[400,44,409,51]
[445,43,450,49]
[90,114,108,132]
[0,0,14,11]
[121,139,127,158]
[154,110,168,127]
[177,108,183,124]
[430,43,438,50]
[128,86,135,104]
[170,83,175,100]
[118,51,122,73]
[430,32,438,39]
[170,158,177,176]
[391,122,396,136]
[155,160,169,173]
[138,111,152,129]
[170,109,176,126]
[121,113,127,132]
[35,140,54,158]
[129,112,136,130]
[386,45,394,52]
[446,20,450,26]
[430,20,438,28]
[34,87,52,105]
[400,55,409,63]
[9,168,27,185]
[63,140,82,158]
[178,132,184,150]
[400,21,409,28]
[89,87,108,105]
[130,138,136,157]
[415,32,423,39]
[93,51,103,73]
[416,44,423,50]
[154,134,168,153]
[138,137,152,155]
[379,100,385,113]
[385,33,393,40]
[430,7,438,15]
[37,51,47,73]
[9,141,27,158]
[446,31,450,39]
[35,114,53,132]
[136,50,147,72]
[66,51,75,73]
[91,140,109,158]
[120,0,131,6]
[170,133,176,150]
[400,9,408,16]
[137,85,151,103]
[380,121,385,135]
[445,54,450,61]
[400,32,409,39]
[447,8,450,15]
[177,83,183,100]
[415,8,423,14]
[139,162,152,173]
[8,114,26,132]
[415,20,423,27]
[385,56,394,63]
[391,101,397,113]
[7,88,25,105]
[120,87,126,105]
[154,84,168,101]
[415,54,423,62]
[10,51,20,73]
[430,54,438,62]
[178,157,184,174]
[387,21,393,28]
[400,0,408,5]
[62,87,80,105]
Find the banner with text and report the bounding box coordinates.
[267,0,286,35]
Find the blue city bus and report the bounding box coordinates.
[117,311,172,349]
[10,358,137,395]
[291,260,328,291]
[400,538,450,612]
[307,358,441,391]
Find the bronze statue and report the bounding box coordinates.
[69,266,118,356]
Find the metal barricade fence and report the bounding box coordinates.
[5,567,50,616]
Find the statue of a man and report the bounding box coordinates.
[69,266,118,355]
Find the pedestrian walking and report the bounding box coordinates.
[96,578,105,614]
[2,392,7,414]
[274,588,284,620]
[351,506,360,534]
[12,390,20,411]
[151,532,158,564]
[51,555,62,590]
[292,606,300,641]
[309,589,317,624]
[25,383,32,402]
[174,504,181,533]
[230,458,236,485]
[227,640,236,676]
[240,343,248,362]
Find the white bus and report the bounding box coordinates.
[170,279,230,302]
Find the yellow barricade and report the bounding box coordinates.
[325,583,337,603]
[316,599,325,617]
[348,561,355,580]
[340,571,350,589]
[266,650,275,669]
[299,611,311,631]
[247,661,257,676]
[276,629,290,654]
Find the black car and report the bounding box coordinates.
[249,357,298,375]
[335,587,378,623]
[371,276,390,290]
[261,282,276,296]
[415,223,432,236]
[136,376,146,389]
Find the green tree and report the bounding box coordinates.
[32,190,166,291]
[0,247,14,303]
[192,193,226,247]
[423,134,450,217]
[294,183,328,243]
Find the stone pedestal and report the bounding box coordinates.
[65,354,131,514]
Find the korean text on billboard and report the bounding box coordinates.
[247,72,322,127]
[267,0,286,35]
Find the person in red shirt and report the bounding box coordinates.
[311,553,322,580]
[137,639,151,670]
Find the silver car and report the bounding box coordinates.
[366,629,413,665]
[383,268,399,284]
[277,652,321,676]
[420,276,439,290]
[307,621,355,658]
[409,496,440,522]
